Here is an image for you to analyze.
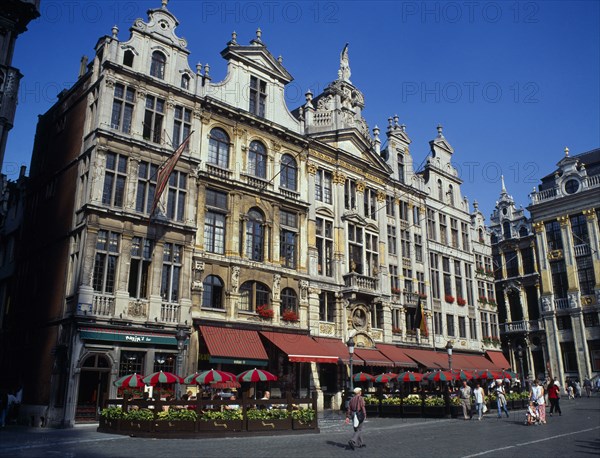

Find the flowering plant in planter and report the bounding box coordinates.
[418,292,427,299]
[485,268,495,277]
[256,304,274,319]
[391,326,402,335]
[424,396,445,407]
[281,308,299,322]
[487,297,497,306]
[445,295,455,304]
[457,296,467,306]
[478,296,488,304]
[391,287,401,295]
[402,396,422,406]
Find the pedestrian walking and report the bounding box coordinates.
[574,380,582,398]
[583,377,592,398]
[473,382,485,420]
[459,380,472,420]
[494,380,509,419]
[548,380,562,416]
[531,379,546,424]
[345,387,366,450]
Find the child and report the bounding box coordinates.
[567,385,574,400]
[526,401,539,425]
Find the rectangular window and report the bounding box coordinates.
[439,214,448,245]
[442,257,452,297]
[119,351,145,377]
[92,230,120,294]
[414,234,423,262]
[166,171,186,222]
[364,188,377,219]
[319,291,336,322]
[427,209,437,241]
[545,221,563,251]
[416,271,425,295]
[477,281,486,301]
[102,152,127,208]
[458,316,466,338]
[480,312,490,339]
[557,315,572,330]
[461,222,469,251]
[386,196,396,217]
[392,308,402,332]
[172,105,192,150]
[413,206,420,225]
[249,76,267,117]
[469,317,477,340]
[450,218,459,248]
[388,225,397,255]
[400,229,410,258]
[490,314,499,337]
[399,201,409,222]
[280,210,298,269]
[522,246,535,274]
[365,231,379,277]
[128,237,152,299]
[434,311,443,335]
[111,83,135,133]
[584,313,599,328]
[389,265,400,292]
[465,264,474,305]
[316,217,333,277]
[560,342,578,372]
[454,260,463,300]
[570,213,589,245]
[447,314,455,337]
[430,252,440,299]
[344,179,357,210]
[315,169,332,204]
[161,243,182,302]
[153,353,176,373]
[550,261,568,298]
[143,95,164,143]
[505,250,519,277]
[204,189,227,254]
[135,161,158,214]
[403,268,413,293]
[372,302,383,329]
[576,256,595,295]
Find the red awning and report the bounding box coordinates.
[377,344,419,368]
[199,325,268,365]
[353,348,394,367]
[402,348,448,369]
[313,337,361,365]
[485,351,512,370]
[452,353,496,371]
[261,332,339,364]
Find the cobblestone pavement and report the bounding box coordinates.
[1,396,599,458]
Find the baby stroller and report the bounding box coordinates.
[525,401,540,425]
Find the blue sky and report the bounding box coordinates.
[5,0,599,219]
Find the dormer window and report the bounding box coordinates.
[397,153,405,183]
[181,74,190,90]
[564,178,580,195]
[249,76,266,117]
[150,51,166,79]
[123,50,134,67]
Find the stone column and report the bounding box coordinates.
[558,215,578,291]
[533,222,552,294]
[583,209,600,287]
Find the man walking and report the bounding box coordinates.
[345,387,366,450]
[459,380,472,420]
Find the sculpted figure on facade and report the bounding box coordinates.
[338,43,351,82]
[299,280,309,300]
[231,266,240,294]
[273,274,281,300]
[541,296,552,311]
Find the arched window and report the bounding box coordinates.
[397,153,405,183]
[280,154,297,190]
[181,74,190,90]
[208,128,230,168]
[150,51,166,79]
[245,208,265,261]
[478,228,484,242]
[280,288,298,317]
[519,226,528,237]
[437,179,443,201]
[202,275,224,309]
[448,185,454,206]
[503,221,511,239]
[123,49,134,67]
[239,281,270,312]
[248,140,267,178]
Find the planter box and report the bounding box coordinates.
[365,405,379,416]
[120,420,153,432]
[247,418,292,431]
[401,405,422,416]
[153,420,196,432]
[292,419,317,430]
[198,419,244,432]
[99,418,120,430]
[379,405,402,417]
[450,405,463,418]
[423,406,446,418]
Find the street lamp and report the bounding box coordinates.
[517,345,525,392]
[347,336,355,391]
[175,328,187,399]
[446,340,453,371]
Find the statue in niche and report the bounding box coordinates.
[541,296,551,311]
[231,266,240,294]
[273,274,281,300]
[352,308,367,330]
[338,43,351,82]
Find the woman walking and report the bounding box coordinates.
[474,382,485,420]
[548,380,561,416]
[495,380,510,418]
[531,379,547,424]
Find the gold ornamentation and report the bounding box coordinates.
[376,190,386,202]
[356,180,366,193]
[557,215,570,227]
[532,222,545,233]
[332,171,346,184]
[583,209,596,220]
[307,162,318,175]
[547,249,563,260]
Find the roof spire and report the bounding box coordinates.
[501,175,506,193]
[338,43,351,82]
[161,0,168,8]
[564,146,569,157]
[437,124,444,138]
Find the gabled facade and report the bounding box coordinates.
[6,1,508,427]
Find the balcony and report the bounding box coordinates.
[403,291,420,305]
[501,319,545,334]
[574,244,591,257]
[205,163,232,180]
[343,272,378,294]
[555,298,571,310]
[530,174,600,204]
[160,302,181,323]
[76,294,115,316]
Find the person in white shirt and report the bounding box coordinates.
[495,380,509,418]
[473,382,485,420]
[530,379,546,424]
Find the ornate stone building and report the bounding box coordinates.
[7,1,509,426]
[528,148,600,385]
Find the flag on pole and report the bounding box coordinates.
[413,296,428,336]
[149,131,193,218]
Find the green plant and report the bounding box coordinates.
[424,396,445,407]
[246,408,290,420]
[123,408,154,421]
[401,396,422,406]
[291,408,315,422]
[364,396,380,405]
[199,409,243,421]
[100,406,124,420]
[449,396,462,406]
[381,397,401,405]
[157,409,198,421]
